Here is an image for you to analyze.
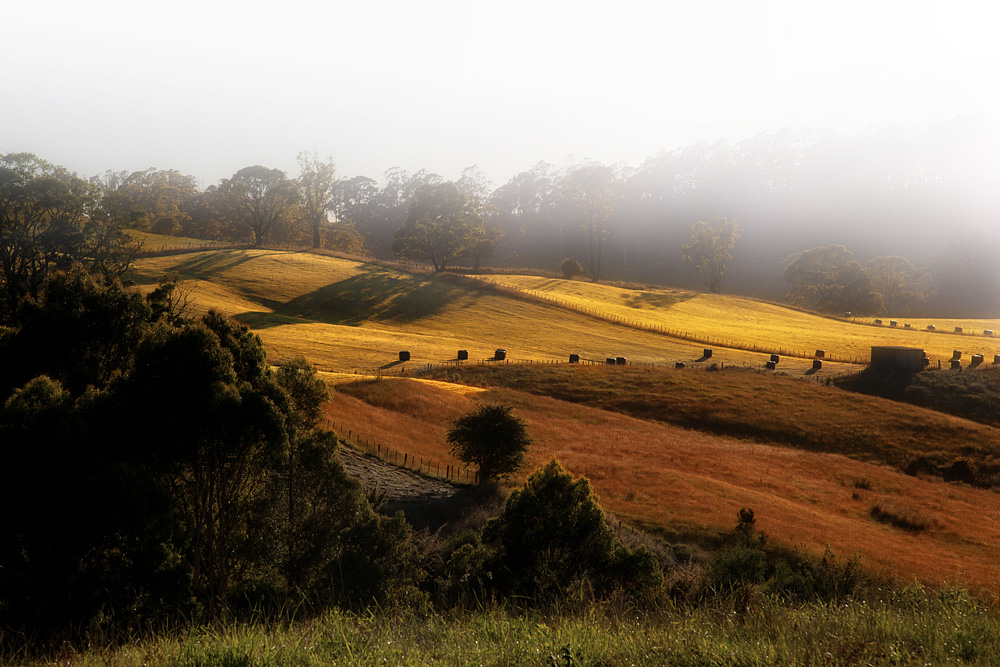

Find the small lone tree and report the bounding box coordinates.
[447,403,531,484]
[681,216,741,293]
[559,257,584,280]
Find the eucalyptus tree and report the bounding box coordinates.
[216,165,300,246]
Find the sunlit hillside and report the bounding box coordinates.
[133,250,867,375]
[326,375,1000,589]
[481,275,1000,365]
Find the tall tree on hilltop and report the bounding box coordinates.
[392,182,483,272]
[297,152,337,249]
[681,216,742,293]
[216,166,300,246]
[564,163,621,281]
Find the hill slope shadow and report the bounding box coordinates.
[278,266,469,325]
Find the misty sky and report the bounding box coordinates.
[3,1,998,187]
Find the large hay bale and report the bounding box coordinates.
[615,356,627,365]
[765,360,776,370]
[569,354,580,364]
[815,349,825,358]
[675,361,686,369]
[457,349,469,360]
[703,348,713,358]
[813,359,822,370]
[494,348,507,361]
[770,353,780,363]
[399,350,411,362]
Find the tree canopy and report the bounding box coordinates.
[392,182,486,272]
[216,166,300,246]
[681,216,741,293]
[447,403,531,484]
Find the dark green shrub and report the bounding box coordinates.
[482,460,661,603]
[768,545,864,601]
[559,258,584,280]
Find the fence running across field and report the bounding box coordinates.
[325,421,478,485]
[468,276,869,365]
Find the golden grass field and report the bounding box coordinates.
[130,248,951,375]
[481,275,1000,365]
[131,247,1000,588]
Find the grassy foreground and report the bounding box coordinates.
[12,589,997,666]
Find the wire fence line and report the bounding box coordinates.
[466,277,869,365]
[326,421,478,485]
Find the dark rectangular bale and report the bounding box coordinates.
[950,359,962,369]
[703,348,713,358]
[615,356,627,365]
[494,348,506,360]
[770,353,780,363]
[606,357,616,365]
[813,359,822,369]
[399,350,411,362]
[675,361,686,368]
[815,349,825,358]
[569,354,580,363]
[765,360,776,370]
[870,346,926,372]
[457,349,469,360]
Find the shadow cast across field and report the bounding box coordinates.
[168,249,267,280]
[278,266,468,325]
[234,311,311,330]
[622,290,696,310]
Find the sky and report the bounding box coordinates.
[3,0,998,188]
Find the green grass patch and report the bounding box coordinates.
[12,591,1000,666]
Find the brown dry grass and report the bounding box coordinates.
[325,375,1000,588]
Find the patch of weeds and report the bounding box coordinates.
[869,502,929,532]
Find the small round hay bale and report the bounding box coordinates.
[569,354,580,363]
[923,356,931,366]
[812,359,822,370]
[703,348,713,358]
[494,348,506,361]
[399,350,411,362]
[874,319,883,325]
[457,349,469,360]
[985,330,994,336]
[904,323,911,329]
[955,326,963,333]
[606,357,616,365]
[815,349,825,358]
[770,353,780,363]
[843,311,852,318]
[615,356,627,365]
[971,354,984,365]
[950,359,961,370]
[926,325,936,331]
[952,350,961,360]
[675,361,686,369]
[994,354,1000,364]
[765,360,776,370]
[890,320,898,327]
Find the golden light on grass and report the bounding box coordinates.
[482,275,1000,365]
[326,377,1000,589]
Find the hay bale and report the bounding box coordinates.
[812,359,822,370]
[703,348,713,358]
[954,326,963,333]
[926,325,936,331]
[770,353,780,363]
[874,319,883,325]
[843,311,852,318]
[984,330,994,336]
[615,356,627,365]
[952,350,961,360]
[675,361,686,369]
[950,359,961,370]
[606,357,616,365]
[890,320,898,327]
[457,349,469,360]
[924,357,931,366]
[494,348,506,361]
[971,354,984,365]
[569,354,580,364]
[815,349,825,358]
[765,360,776,370]
[994,354,1000,364]
[399,350,411,362]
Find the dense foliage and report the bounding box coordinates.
[0,272,419,644]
